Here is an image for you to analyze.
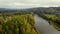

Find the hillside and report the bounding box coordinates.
[0,13,40,34]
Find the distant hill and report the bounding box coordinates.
[0,7,60,14]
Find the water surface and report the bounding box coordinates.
[34,14,60,34]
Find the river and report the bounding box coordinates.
[34,14,60,34]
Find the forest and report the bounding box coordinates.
[0,12,39,34]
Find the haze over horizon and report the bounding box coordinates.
[0,0,60,9]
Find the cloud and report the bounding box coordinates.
[0,0,60,8]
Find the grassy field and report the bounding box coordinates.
[0,13,39,34]
[42,14,60,31]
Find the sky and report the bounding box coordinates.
[0,0,60,8]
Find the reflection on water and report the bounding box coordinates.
[34,14,60,34]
